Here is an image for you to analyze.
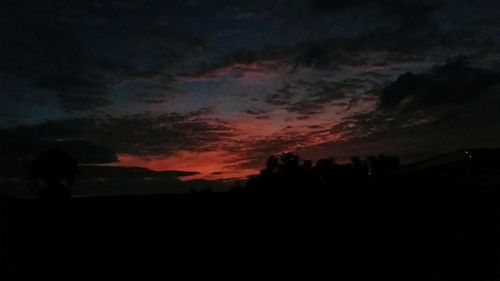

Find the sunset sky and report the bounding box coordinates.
[1,0,500,181]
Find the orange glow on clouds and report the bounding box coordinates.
[114,88,378,181]
[116,151,259,181]
[181,61,289,85]
[115,107,364,181]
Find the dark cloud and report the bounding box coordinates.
[305,0,443,49]
[0,108,232,159]
[0,135,118,179]
[294,59,500,163]
[380,58,500,111]
[131,85,182,105]
[0,136,118,165]
[245,107,267,115]
[245,107,269,120]
[380,0,441,27]
[286,83,350,115]
[293,45,340,70]
[301,100,500,164]
[348,59,500,134]
[192,38,425,77]
[77,166,199,181]
[216,0,438,25]
[132,91,169,105]
[0,0,208,112]
[266,79,376,115]
[0,0,109,111]
[84,111,231,156]
[306,0,374,12]
[228,136,303,170]
[186,0,498,76]
[265,83,298,106]
[0,0,474,99]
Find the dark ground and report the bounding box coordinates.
[1,178,500,280]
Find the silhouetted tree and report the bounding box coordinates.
[313,157,337,186]
[265,155,280,173]
[351,157,369,179]
[29,149,78,205]
[247,153,312,192]
[245,152,400,193]
[367,155,400,177]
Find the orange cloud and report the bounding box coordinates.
[116,151,259,181]
[114,96,377,181]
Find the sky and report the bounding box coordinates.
[1,0,500,181]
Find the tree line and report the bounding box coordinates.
[233,152,400,192]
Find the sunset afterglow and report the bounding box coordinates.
[1,0,499,183]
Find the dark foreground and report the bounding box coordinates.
[1,180,500,280]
